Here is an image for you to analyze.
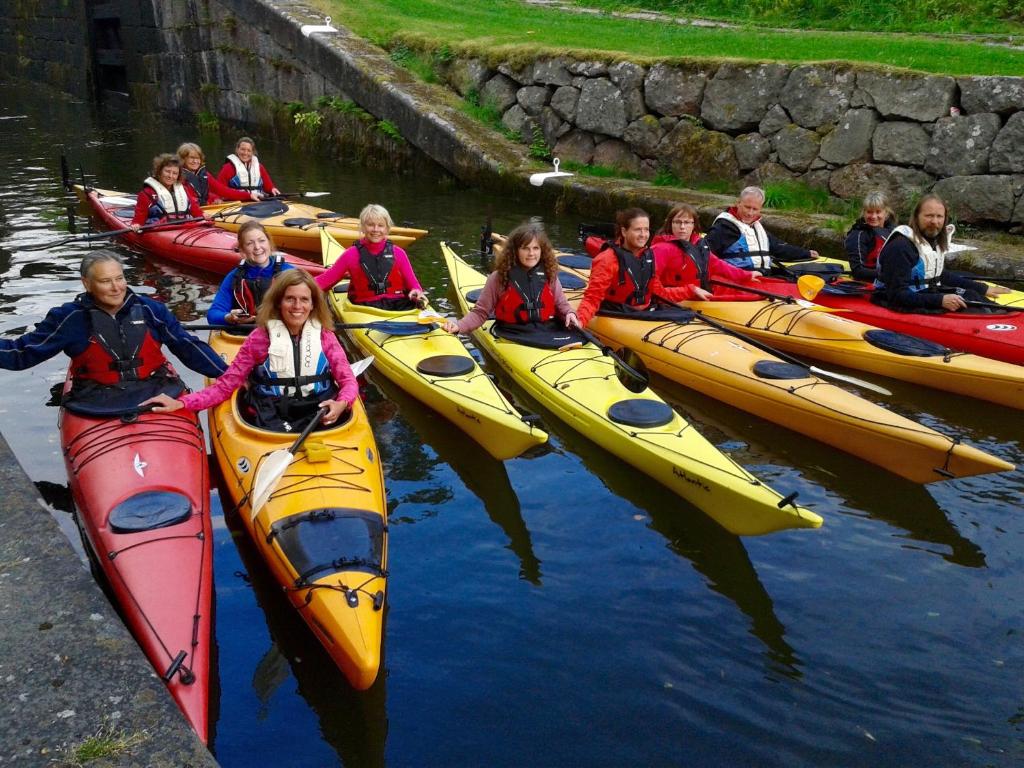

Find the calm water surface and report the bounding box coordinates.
[1,83,1022,767]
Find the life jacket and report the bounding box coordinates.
[601,242,655,307]
[875,224,948,293]
[224,153,264,192]
[231,256,285,316]
[142,177,191,223]
[662,238,711,291]
[713,210,772,270]
[182,166,210,206]
[70,302,169,385]
[493,265,556,324]
[249,319,336,402]
[354,241,405,300]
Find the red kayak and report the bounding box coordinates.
[60,373,213,742]
[78,186,324,276]
[760,276,1024,365]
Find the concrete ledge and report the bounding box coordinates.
[0,434,218,766]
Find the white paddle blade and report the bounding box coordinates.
[809,366,892,396]
[350,355,374,376]
[302,191,331,198]
[249,448,294,520]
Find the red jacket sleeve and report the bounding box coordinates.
[131,188,156,226]
[186,184,203,218]
[206,173,251,203]
[216,162,234,186]
[259,165,276,193]
[576,250,619,327]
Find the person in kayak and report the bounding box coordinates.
[575,207,705,327]
[651,203,760,295]
[177,142,261,205]
[207,221,294,326]
[315,203,427,310]
[443,222,581,338]
[144,270,356,431]
[704,186,819,271]
[874,194,1009,312]
[0,250,226,411]
[844,191,896,282]
[217,136,281,197]
[130,153,205,230]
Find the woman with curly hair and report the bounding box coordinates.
[443,222,580,334]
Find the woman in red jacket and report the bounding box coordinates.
[177,142,259,205]
[216,136,280,196]
[130,153,204,230]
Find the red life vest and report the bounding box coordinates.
[602,243,655,307]
[493,265,556,324]
[70,304,168,385]
[864,233,886,269]
[351,241,405,301]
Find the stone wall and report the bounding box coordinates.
[0,0,92,99]
[441,56,1024,226]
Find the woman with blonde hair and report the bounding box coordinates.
[845,190,897,281]
[144,269,356,431]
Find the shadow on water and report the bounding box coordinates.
[359,365,542,585]
[470,357,802,676]
[222,508,388,768]
[653,375,987,569]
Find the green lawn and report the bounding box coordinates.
[316,0,1024,76]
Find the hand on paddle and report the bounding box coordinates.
[941,293,968,311]
[141,393,185,413]
[748,271,763,281]
[409,289,427,307]
[226,308,254,325]
[987,284,1011,297]
[442,318,460,334]
[564,312,581,330]
[319,398,350,425]
[691,287,714,301]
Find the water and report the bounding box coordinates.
[1,82,1022,767]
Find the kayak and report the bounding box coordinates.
[759,275,1024,366]
[207,330,388,690]
[322,228,547,460]
[574,236,1024,405]
[555,270,1014,483]
[202,199,427,253]
[75,186,325,276]
[442,243,822,536]
[60,373,213,742]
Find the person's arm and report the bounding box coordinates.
[845,228,878,282]
[314,247,356,291]
[708,253,759,283]
[0,305,79,370]
[206,172,252,202]
[130,188,154,226]
[549,278,580,328]
[766,230,814,262]
[703,219,739,259]
[878,237,944,310]
[446,271,501,334]
[575,250,618,327]
[322,331,358,405]
[940,270,989,295]
[259,165,279,196]
[651,273,702,303]
[392,246,424,299]
[184,185,204,218]
[216,162,234,187]
[206,272,242,325]
[141,299,228,377]
[176,331,264,412]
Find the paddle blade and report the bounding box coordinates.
[418,309,445,324]
[615,346,650,394]
[797,274,826,300]
[250,448,294,520]
[350,355,374,376]
[808,366,892,396]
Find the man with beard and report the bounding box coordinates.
[874,194,1009,311]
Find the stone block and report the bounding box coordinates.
[990,112,1024,174]
[819,108,878,165]
[568,60,608,77]
[480,73,519,112]
[872,121,930,166]
[517,85,551,116]
[780,65,855,128]
[701,62,790,132]
[539,106,570,147]
[773,124,821,172]
[554,129,596,165]
[644,63,708,117]
[829,163,933,207]
[533,58,573,86]
[733,132,771,171]
[448,58,491,97]
[576,78,627,137]
[657,119,738,181]
[550,85,580,122]
[932,175,1016,223]
[609,61,646,91]
[593,139,642,175]
[623,115,665,158]
[623,88,646,122]
[958,76,1024,116]
[498,60,534,85]
[856,71,956,122]
[758,104,790,136]
[925,113,1002,177]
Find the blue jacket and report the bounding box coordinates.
[0,290,226,378]
[207,260,294,324]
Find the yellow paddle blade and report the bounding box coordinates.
[417,309,445,324]
[797,274,826,300]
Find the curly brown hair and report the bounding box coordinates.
[150,153,181,180]
[495,223,558,285]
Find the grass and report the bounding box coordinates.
[312,0,1024,76]
[64,726,147,766]
[580,0,1024,35]
[562,160,640,179]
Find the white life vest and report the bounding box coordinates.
[142,177,191,219]
[713,210,772,270]
[883,224,950,283]
[257,318,329,398]
[225,153,263,192]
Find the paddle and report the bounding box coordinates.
[249,404,328,519]
[185,321,436,335]
[798,274,1015,313]
[19,216,210,251]
[577,328,649,394]
[709,279,847,311]
[690,311,892,395]
[265,191,331,199]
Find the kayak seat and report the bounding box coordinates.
[783,262,845,277]
[416,354,475,377]
[316,211,345,218]
[465,288,483,303]
[607,399,674,428]
[863,329,948,357]
[558,273,587,290]
[238,200,288,217]
[557,254,593,269]
[753,360,809,379]
[283,217,317,227]
[109,490,192,534]
[268,508,385,585]
[331,281,350,294]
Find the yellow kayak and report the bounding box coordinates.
[203,199,427,253]
[207,331,387,690]
[556,274,1013,484]
[443,244,821,535]
[322,229,547,460]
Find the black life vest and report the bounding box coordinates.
[231,256,285,316]
[71,302,168,385]
[605,242,655,306]
[355,241,404,297]
[182,167,209,206]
